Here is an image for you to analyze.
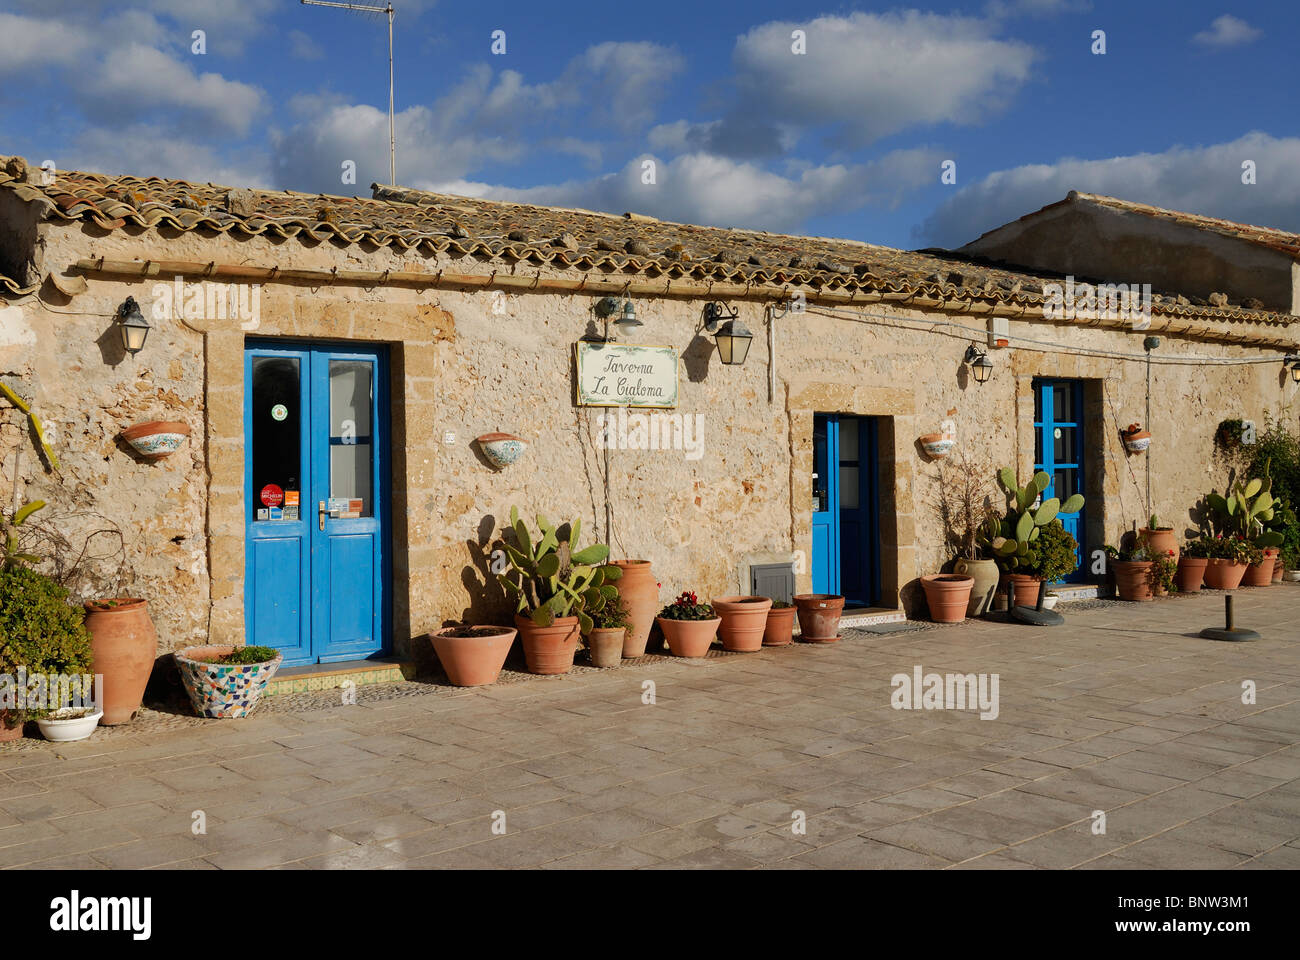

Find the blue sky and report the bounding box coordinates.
[2,0,1298,250]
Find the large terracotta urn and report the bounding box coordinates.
[1141,527,1179,562]
[954,558,999,616]
[84,598,157,725]
[515,614,579,675]
[712,596,772,652]
[1111,561,1154,601]
[609,561,658,658]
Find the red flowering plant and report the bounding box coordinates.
[658,591,715,621]
[1148,548,1178,594]
[1204,534,1261,565]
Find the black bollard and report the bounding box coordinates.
[1199,594,1261,642]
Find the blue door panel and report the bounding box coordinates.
[1033,379,1086,583]
[810,414,881,606]
[245,342,389,665]
[811,522,831,595]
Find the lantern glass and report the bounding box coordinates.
[715,320,753,366]
[118,299,151,356]
[973,355,993,384]
[615,299,641,327]
[1290,360,1300,384]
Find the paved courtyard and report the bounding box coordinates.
[2,587,1298,870]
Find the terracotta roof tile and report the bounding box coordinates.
[0,160,1292,327]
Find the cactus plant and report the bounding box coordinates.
[978,468,1085,573]
[1207,469,1284,548]
[496,506,620,633]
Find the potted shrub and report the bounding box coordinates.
[984,467,1084,610]
[496,507,616,675]
[1201,536,1258,590]
[429,624,517,686]
[1207,473,1283,587]
[174,644,282,718]
[1122,423,1151,453]
[1149,549,1178,598]
[792,594,845,642]
[1104,543,1153,601]
[584,596,628,668]
[1140,514,1178,561]
[656,591,719,658]
[935,454,1000,615]
[763,600,796,646]
[1177,537,1211,592]
[83,597,157,725]
[0,564,96,742]
[712,595,773,651]
[920,574,974,623]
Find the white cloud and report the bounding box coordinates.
[288,29,324,61]
[919,132,1300,248]
[0,13,92,71]
[1192,15,1262,48]
[66,123,271,187]
[425,147,945,234]
[984,0,1091,18]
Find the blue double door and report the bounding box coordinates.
[245,341,390,665]
[1033,378,1087,582]
[811,414,882,606]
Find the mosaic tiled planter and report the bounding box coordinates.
[174,645,282,718]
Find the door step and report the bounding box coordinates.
[836,607,907,629]
[265,658,416,697]
[1050,584,1100,603]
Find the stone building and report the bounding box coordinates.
[0,155,1296,668]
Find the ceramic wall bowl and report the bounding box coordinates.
[476,433,528,470]
[122,421,191,460]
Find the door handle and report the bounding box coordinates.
[319,501,327,531]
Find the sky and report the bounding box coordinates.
[1,0,1298,251]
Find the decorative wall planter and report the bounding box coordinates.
[657,617,720,658]
[1243,549,1277,587]
[585,627,625,668]
[1112,560,1154,601]
[712,596,773,651]
[175,645,282,719]
[1122,429,1151,453]
[763,605,796,646]
[918,434,955,459]
[1175,556,1208,593]
[84,598,157,725]
[793,594,844,642]
[429,625,516,686]
[955,557,999,616]
[475,433,528,470]
[514,614,579,675]
[1202,559,1248,590]
[121,421,190,460]
[920,574,974,623]
[609,560,658,658]
[36,707,103,743]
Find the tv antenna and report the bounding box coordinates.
[300,0,397,186]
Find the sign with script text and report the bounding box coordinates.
[575,342,679,409]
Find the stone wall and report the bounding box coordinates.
[2,214,1295,658]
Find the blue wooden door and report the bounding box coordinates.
[811,414,881,605]
[245,342,389,665]
[1033,379,1086,583]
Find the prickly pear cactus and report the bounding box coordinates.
[980,468,1085,572]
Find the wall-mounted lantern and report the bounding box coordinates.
[703,302,752,366]
[1286,355,1300,384]
[591,295,641,342]
[963,344,993,384]
[116,297,151,356]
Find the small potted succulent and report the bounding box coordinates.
[584,596,629,668]
[1122,423,1151,453]
[763,599,796,646]
[429,624,517,686]
[656,591,720,658]
[174,644,283,718]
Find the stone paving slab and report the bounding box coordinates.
[1,586,1298,869]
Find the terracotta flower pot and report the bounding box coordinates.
[1112,560,1154,601]
[1202,559,1247,590]
[174,645,282,719]
[515,614,579,675]
[793,594,844,642]
[1141,528,1179,562]
[657,617,720,658]
[1243,550,1277,587]
[609,561,658,658]
[920,574,974,623]
[763,606,796,646]
[120,420,191,460]
[0,713,24,742]
[712,596,773,652]
[84,598,157,725]
[429,625,516,686]
[954,557,999,616]
[1000,574,1041,609]
[585,627,626,668]
[1123,430,1151,453]
[1175,556,1208,593]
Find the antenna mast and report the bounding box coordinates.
[300,0,397,186]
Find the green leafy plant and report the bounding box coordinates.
[1148,551,1178,594]
[1182,536,1213,559]
[1206,472,1283,548]
[588,595,630,631]
[1203,535,1261,565]
[1103,542,1151,563]
[1022,520,1079,583]
[978,467,1085,574]
[196,645,280,665]
[658,591,715,621]
[496,507,618,634]
[1,500,46,568]
[771,599,792,609]
[1244,419,1299,568]
[0,565,94,725]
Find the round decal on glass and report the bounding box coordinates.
[260,484,284,508]
[271,404,288,422]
